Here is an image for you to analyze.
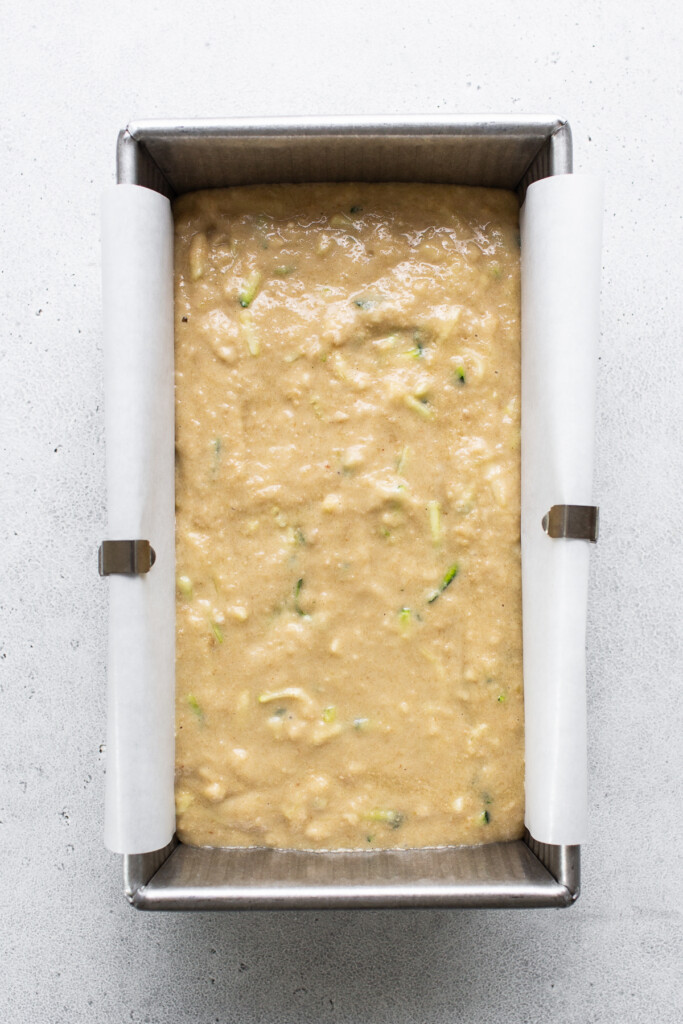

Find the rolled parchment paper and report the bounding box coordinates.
[100,175,602,854]
[520,174,603,845]
[101,185,175,854]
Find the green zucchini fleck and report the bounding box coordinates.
[239,309,260,356]
[396,445,409,475]
[367,808,405,830]
[293,577,309,617]
[428,500,441,544]
[187,694,204,721]
[427,563,460,603]
[212,437,222,473]
[177,575,193,598]
[404,394,434,419]
[239,270,262,307]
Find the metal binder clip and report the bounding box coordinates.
[98,539,156,576]
[542,505,599,543]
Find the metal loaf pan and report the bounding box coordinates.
[116,115,579,910]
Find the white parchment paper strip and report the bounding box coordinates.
[521,174,603,845]
[101,185,175,854]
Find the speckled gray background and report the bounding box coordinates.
[2,1,681,1021]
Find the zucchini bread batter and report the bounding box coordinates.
[173,183,524,850]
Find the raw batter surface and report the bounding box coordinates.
[173,183,524,850]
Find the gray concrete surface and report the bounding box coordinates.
[1,1,681,1021]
